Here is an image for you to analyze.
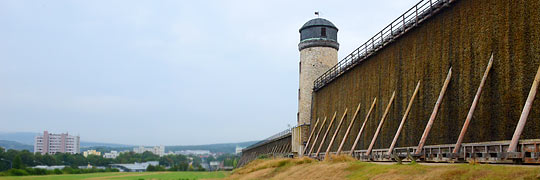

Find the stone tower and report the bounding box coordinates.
[297,18,339,126]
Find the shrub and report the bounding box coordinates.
[257,154,269,159]
[32,168,47,175]
[8,169,29,176]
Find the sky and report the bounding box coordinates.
[0,0,419,146]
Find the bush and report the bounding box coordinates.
[105,168,119,172]
[32,168,47,175]
[62,167,73,174]
[257,154,269,159]
[7,169,29,176]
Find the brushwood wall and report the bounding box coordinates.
[310,0,540,153]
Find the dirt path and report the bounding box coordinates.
[84,172,170,180]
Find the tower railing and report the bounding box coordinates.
[313,0,454,91]
[243,128,292,151]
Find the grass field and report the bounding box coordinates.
[0,171,228,180]
[225,156,540,180]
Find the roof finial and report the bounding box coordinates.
[314,11,320,17]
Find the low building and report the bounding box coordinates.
[209,161,220,171]
[133,145,165,156]
[103,151,119,159]
[109,161,159,172]
[235,146,244,154]
[78,165,106,169]
[175,150,210,155]
[83,150,101,157]
[33,165,66,170]
[34,130,80,155]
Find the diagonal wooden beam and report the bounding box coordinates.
[508,58,540,152]
[324,108,348,160]
[315,111,338,157]
[307,117,327,156]
[416,67,452,154]
[387,81,421,156]
[337,103,362,155]
[366,91,396,156]
[454,54,494,154]
[302,118,321,155]
[350,98,377,156]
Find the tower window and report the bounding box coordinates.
[321,28,327,37]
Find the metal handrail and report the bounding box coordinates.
[243,128,292,151]
[313,0,453,91]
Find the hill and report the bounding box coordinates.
[166,141,258,154]
[0,132,132,148]
[0,132,258,153]
[0,132,37,145]
[226,156,540,180]
[0,140,33,151]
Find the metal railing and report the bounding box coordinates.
[313,0,453,91]
[243,128,292,151]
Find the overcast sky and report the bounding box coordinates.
[0,0,419,146]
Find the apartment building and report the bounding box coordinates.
[34,131,80,154]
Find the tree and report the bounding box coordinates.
[146,164,156,171]
[12,155,23,169]
[19,150,35,166]
[42,154,57,166]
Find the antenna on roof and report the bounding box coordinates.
[314,11,320,17]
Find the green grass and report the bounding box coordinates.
[346,162,540,180]
[0,171,228,180]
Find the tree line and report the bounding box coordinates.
[0,147,206,176]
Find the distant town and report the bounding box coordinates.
[0,130,255,173]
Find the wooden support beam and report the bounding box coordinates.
[337,103,362,155]
[387,81,421,156]
[367,91,396,156]
[416,67,452,154]
[508,58,540,152]
[315,111,338,157]
[307,117,328,156]
[454,54,494,154]
[302,118,321,155]
[325,108,348,159]
[350,98,377,156]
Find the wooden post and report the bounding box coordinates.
[350,98,377,156]
[387,81,421,156]
[366,91,396,156]
[315,111,338,157]
[307,117,328,156]
[415,67,452,154]
[508,59,540,152]
[302,118,321,155]
[337,103,362,155]
[453,54,494,154]
[325,109,348,159]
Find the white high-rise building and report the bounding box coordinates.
[34,131,80,155]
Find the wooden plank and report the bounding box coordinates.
[415,67,452,154]
[315,111,338,157]
[387,81,421,156]
[307,117,328,156]
[337,103,362,155]
[350,98,377,156]
[366,91,396,156]
[302,118,321,155]
[508,58,540,152]
[324,108,348,160]
[453,54,493,154]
